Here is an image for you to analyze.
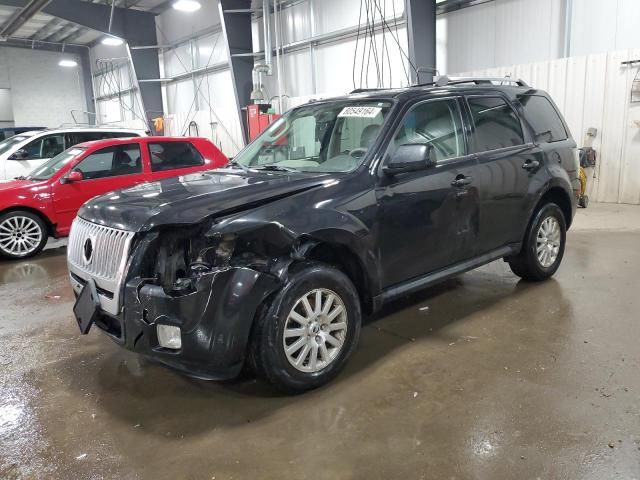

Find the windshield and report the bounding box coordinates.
[28,147,86,180]
[0,135,30,156]
[233,100,393,173]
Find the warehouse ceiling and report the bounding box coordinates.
[0,0,171,46]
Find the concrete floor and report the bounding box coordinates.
[1,203,640,479]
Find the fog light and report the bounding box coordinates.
[157,324,182,349]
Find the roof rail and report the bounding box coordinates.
[418,76,529,88]
[349,87,390,94]
[348,77,529,95]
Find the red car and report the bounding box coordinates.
[0,136,228,259]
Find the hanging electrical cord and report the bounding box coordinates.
[155,24,241,150]
[352,0,415,90]
[96,58,149,129]
[375,0,417,84]
[352,0,364,90]
[176,32,221,135]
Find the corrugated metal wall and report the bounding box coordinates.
[436,0,564,74]
[457,49,640,205]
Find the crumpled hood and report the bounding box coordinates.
[78,168,338,232]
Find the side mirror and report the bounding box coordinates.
[383,144,435,175]
[62,170,83,184]
[8,149,28,161]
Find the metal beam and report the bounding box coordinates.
[435,0,495,16]
[30,17,61,39]
[0,0,51,39]
[219,0,253,145]
[405,0,436,84]
[43,21,74,41]
[31,0,163,130]
[58,26,88,43]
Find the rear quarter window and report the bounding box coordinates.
[148,141,204,172]
[518,94,568,143]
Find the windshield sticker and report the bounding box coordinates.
[338,106,383,118]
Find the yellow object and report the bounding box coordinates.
[153,117,164,133]
[579,167,588,196]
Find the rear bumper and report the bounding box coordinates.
[73,267,280,380]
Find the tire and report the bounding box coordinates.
[578,195,589,208]
[249,262,362,394]
[0,210,48,260]
[508,203,566,282]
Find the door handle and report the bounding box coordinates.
[522,160,540,170]
[452,175,472,187]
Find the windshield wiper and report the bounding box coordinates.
[226,159,249,171]
[252,164,298,172]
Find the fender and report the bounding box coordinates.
[519,173,575,243]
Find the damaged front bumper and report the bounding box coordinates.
[81,267,280,380]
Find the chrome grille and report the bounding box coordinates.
[67,217,135,315]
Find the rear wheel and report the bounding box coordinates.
[0,211,48,259]
[508,203,566,281]
[249,263,361,393]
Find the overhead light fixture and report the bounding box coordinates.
[58,59,78,68]
[101,36,124,46]
[172,0,201,12]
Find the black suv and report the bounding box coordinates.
[68,78,578,393]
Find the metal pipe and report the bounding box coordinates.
[273,0,283,113]
[108,0,116,34]
[0,0,51,39]
[563,0,573,58]
[262,0,272,72]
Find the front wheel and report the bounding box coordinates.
[508,203,566,281]
[249,263,361,393]
[0,211,48,260]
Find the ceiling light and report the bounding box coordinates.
[172,0,201,12]
[58,59,78,68]
[101,36,124,46]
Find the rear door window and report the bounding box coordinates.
[148,141,204,172]
[66,132,106,146]
[467,96,525,152]
[518,94,568,142]
[73,144,142,179]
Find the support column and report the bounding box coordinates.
[219,0,254,145]
[405,0,436,84]
[38,0,162,130]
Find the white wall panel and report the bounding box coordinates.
[163,44,194,78]
[570,0,640,57]
[165,79,195,117]
[437,2,495,74]
[196,32,226,68]
[437,0,563,75]
[0,47,87,127]
[0,88,13,122]
[455,49,640,205]
[280,0,313,44]
[313,0,403,36]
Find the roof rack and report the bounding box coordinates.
[420,76,530,88]
[349,75,529,93]
[349,76,530,95]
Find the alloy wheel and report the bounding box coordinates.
[283,288,348,373]
[0,216,43,257]
[536,216,561,268]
